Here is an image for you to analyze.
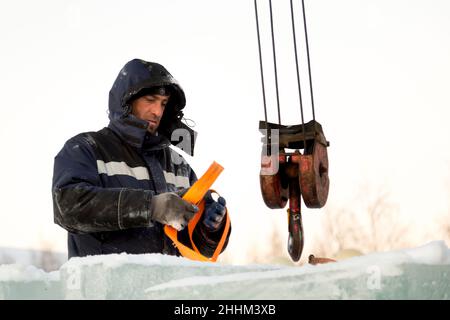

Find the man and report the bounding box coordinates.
[52,58,230,259]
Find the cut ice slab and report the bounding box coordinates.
[58,254,277,299]
[0,241,449,299]
[145,241,450,299]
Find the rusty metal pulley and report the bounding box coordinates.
[260,154,288,209]
[299,134,329,208]
[260,121,330,210]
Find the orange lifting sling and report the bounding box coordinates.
[163,161,230,262]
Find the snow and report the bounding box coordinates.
[0,264,58,282]
[0,241,449,299]
[0,247,66,271]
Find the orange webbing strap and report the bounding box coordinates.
[163,161,231,262]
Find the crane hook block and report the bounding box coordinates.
[259,120,330,209]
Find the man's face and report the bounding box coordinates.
[131,94,170,134]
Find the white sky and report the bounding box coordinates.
[0,0,449,264]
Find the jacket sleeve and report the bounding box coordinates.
[184,168,232,258]
[52,134,154,234]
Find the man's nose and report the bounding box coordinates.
[152,103,165,118]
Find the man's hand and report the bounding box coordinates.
[150,192,198,231]
[203,191,227,231]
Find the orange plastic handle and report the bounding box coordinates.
[163,161,230,262]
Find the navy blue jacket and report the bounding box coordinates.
[52,59,230,259]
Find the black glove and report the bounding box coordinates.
[149,192,198,231]
[202,191,227,231]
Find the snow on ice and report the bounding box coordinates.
[0,241,449,299]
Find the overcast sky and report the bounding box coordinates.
[1,0,449,264]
